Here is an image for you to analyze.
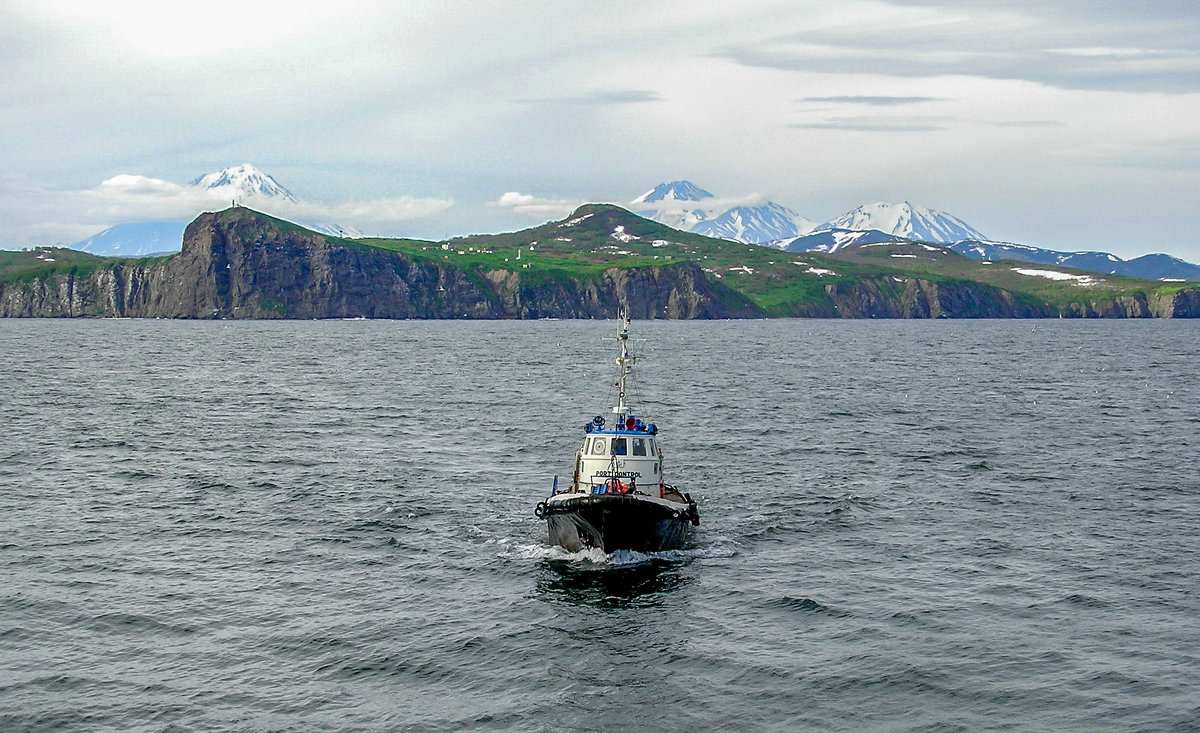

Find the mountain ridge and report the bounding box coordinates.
[4,203,1198,319]
[629,180,1200,281]
[817,201,986,243]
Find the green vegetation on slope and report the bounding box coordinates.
[826,240,1195,311]
[0,247,173,284]
[5,205,1195,317]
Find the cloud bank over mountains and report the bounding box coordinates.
[489,192,588,219]
[2,2,1198,258]
[6,166,453,244]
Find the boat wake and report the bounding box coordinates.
[504,539,734,566]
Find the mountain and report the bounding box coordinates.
[951,241,1200,281]
[71,221,188,257]
[1119,254,1200,281]
[189,163,296,202]
[633,180,714,205]
[776,228,910,253]
[690,202,815,244]
[632,180,716,231]
[818,201,986,243]
[64,164,364,257]
[633,181,816,244]
[631,182,1200,280]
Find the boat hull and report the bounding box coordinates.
[539,494,697,553]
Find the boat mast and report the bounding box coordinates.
[612,307,634,416]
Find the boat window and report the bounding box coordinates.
[632,438,646,456]
[649,439,658,455]
[591,438,606,455]
[611,438,627,455]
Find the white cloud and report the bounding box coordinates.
[0,172,453,246]
[279,197,455,224]
[629,193,770,213]
[84,175,452,226]
[488,192,586,218]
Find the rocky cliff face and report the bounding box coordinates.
[480,264,759,319]
[815,277,1057,318]
[0,209,760,319]
[1059,290,1200,318]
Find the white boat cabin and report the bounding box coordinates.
[570,414,663,494]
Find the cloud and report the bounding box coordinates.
[719,2,1200,93]
[629,193,771,214]
[273,197,455,225]
[0,172,453,246]
[519,89,662,106]
[1058,137,1200,173]
[488,192,586,218]
[79,174,452,225]
[985,119,1064,128]
[789,116,949,132]
[801,96,945,105]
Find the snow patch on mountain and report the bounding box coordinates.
[1011,268,1100,285]
[611,225,639,243]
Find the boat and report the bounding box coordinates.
[534,310,699,553]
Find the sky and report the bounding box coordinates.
[2,0,1199,260]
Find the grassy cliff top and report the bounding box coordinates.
[4,205,1195,316]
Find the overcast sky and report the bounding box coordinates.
[2,0,1198,260]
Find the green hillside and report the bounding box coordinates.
[0,247,172,284]
[0,247,109,281]
[340,204,1196,316]
[4,205,1196,318]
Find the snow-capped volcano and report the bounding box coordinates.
[72,221,188,257]
[67,164,359,256]
[633,180,714,205]
[632,180,717,231]
[633,181,816,244]
[189,163,296,202]
[691,202,815,244]
[818,202,985,243]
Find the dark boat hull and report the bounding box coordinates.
[539,494,697,553]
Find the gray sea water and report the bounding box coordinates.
[1,318,1198,732]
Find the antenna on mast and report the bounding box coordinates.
[612,305,634,415]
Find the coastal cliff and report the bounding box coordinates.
[0,208,759,319]
[3,206,1198,319]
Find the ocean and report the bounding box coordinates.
[1,318,1198,732]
